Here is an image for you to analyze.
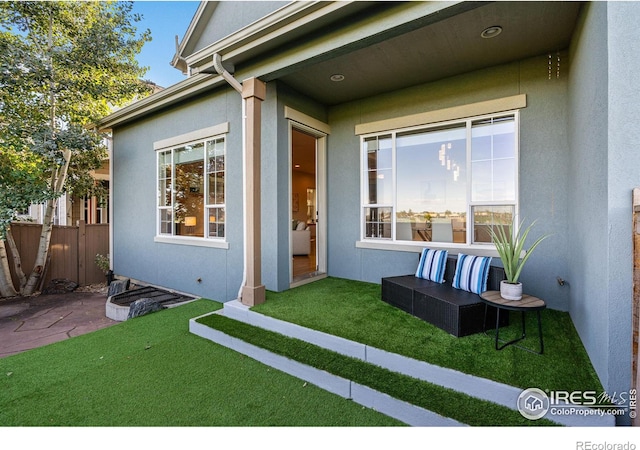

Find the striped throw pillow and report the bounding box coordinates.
[415,248,448,283]
[452,253,492,294]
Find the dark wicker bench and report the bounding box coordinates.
[381,256,509,337]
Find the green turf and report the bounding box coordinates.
[252,277,604,394]
[0,300,402,426]
[197,313,558,426]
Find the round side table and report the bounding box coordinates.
[479,290,546,354]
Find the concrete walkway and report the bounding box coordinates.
[0,289,117,358]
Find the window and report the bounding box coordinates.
[361,112,518,246]
[157,135,226,239]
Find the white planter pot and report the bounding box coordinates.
[500,280,523,301]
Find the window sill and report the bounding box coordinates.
[355,239,500,258]
[154,235,230,249]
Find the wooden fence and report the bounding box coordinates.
[7,221,109,289]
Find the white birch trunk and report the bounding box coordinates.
[0,239,18,298]
[6,228,27,291]
[22,149,71,295]
[21,198,57,295]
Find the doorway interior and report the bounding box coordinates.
[291,127,322,284]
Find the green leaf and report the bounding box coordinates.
[489,218,550,283]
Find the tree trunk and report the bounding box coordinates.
[21,198,57,295]
[0,239,18,298]
[5,228,26,291]
[22,148,72,296]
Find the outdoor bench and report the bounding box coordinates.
[381,256,509,337]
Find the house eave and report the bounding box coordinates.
[185,1,351,72]
[170,1,217,72]
[97,73,226,131]
[98,0,469,130]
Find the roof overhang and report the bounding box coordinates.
[98,1,582,130]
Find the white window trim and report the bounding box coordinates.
[154,122,229,151]
[356,101,523,257]
[154,123,229,248]
[154,235,230,249]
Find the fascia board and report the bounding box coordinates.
[99,1,467,129]
[97,73,226,130]
[185,1,338,69]
[190,1,466,74]
[171,1,218,69]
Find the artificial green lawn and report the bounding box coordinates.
[252,277,604,395]
[0,300,401,426]
[197,313,557,426]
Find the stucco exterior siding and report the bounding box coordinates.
[567,0,612,399]
[112,88,245,301]
[325,53,570,311]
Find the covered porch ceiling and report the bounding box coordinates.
[274,1,583,106]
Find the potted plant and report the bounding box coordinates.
[489,219,549,300]
[95,253,114,286]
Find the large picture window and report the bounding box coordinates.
[361,112,518,246]
[157,135,226,239]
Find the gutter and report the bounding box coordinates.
[96,73,226,131]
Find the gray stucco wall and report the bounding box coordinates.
[568,1,638,404]
[326,54,571,311]
[606,2,640,401]
[567,0,612,398]
[112,87,245,301]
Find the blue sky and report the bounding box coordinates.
[132,1,201,88]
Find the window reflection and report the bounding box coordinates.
[362,113,518,245]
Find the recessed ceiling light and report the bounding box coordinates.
[480,26,502,39]
[294,164,301,168]
[330,74,345,82]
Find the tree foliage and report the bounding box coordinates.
[0,1,152,296]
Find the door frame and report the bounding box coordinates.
[286,107,330,287]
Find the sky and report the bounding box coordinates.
[131,1,201,89]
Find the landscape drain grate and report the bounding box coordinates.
[110,286,195,307]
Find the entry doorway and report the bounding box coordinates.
[290,125,326,286]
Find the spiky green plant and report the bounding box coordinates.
[489,219,549,284]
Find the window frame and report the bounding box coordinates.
[153,123,230,249]
[358,110,520,255]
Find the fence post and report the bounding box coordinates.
[78,220,86,286]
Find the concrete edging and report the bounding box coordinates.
[194,301,615,427]
[189,312,464,427]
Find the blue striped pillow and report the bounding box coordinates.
[415,248,448,283]
[452,253,492,294]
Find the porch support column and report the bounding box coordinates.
[240,77,266,306]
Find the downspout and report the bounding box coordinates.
[213,53,242,93]
[211,54,247,301]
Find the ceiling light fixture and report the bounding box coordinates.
[480,26,502,39]
[330,74,345,82]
